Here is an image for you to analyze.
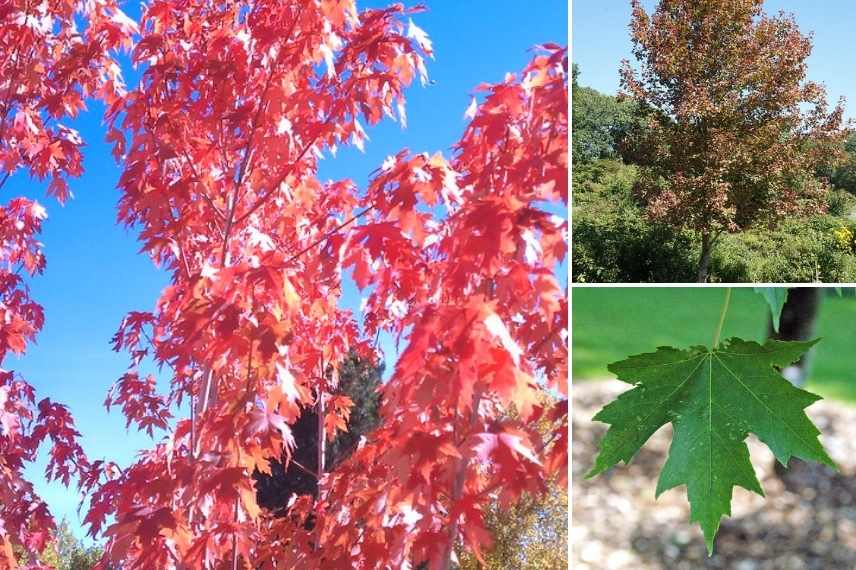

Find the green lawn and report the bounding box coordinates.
[573,287,856,403]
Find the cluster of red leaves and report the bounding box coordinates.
[0,370,90,568]
[83,0,567,566]
[84,1,442,567]
[0,0,134,200]
[0,0,134,566]
[0,0,566,567]
[317,45,568,568]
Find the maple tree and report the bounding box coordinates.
[620,0,846,282]
[588,288,835,553]
[0,0,134,566]
[31,1,572,568]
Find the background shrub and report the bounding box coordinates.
[572,159,856,283]
[709,216,856,283]
[825,187,856,217]
[572,207,697,282]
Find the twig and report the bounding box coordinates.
[279,205,375,268]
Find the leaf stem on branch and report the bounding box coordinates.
[712,287,732,349]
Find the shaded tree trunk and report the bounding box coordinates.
[253,354,383,514]
[769,287,822,478]
[767,287,821,387]
[696,231,714,283]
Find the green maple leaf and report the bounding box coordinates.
[587,337,835,553]
[753,287,788,332]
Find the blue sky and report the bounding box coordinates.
[9,0,568,540]
[573,0,854,119]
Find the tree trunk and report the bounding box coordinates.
[767,287,821,387]
[438,391,482,570]
[769,287,821,478]
[317,391,326,477]
[696,231,713,283]
[193,367,218,456]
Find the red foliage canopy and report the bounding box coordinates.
[0,0,133,566]
[1,1,567,568]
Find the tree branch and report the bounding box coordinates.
[279,205,375,269]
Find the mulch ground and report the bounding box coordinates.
[572,380,856,570]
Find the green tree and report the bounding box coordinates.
[571,65,636,165]
[31,521,104,570]
[826,133,856,196]
[622,0,845,282]
[254,352,383,513]
[324,353,383,466]
[457,400,568,570]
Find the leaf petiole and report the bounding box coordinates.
[712,288,732,348]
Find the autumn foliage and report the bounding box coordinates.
[0,0,134,566]
[620,0,846,282]
[0,0,567,568]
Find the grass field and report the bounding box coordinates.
[572,287,856,403]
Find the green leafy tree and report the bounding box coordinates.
[572,65,636,165]
[826,133,856,196]
[457,400,568,569]
[621,0,846,282]
[324,353,383,465]
[457,482,567,570]
[31,521,104,570]
[254,352,383,512]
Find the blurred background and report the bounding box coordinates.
[572,287,856,570]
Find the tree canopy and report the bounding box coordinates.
[0,1,568,567]
[571,65,636,165]
[620,0,846,281]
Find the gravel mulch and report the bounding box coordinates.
[572,380,856,570]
